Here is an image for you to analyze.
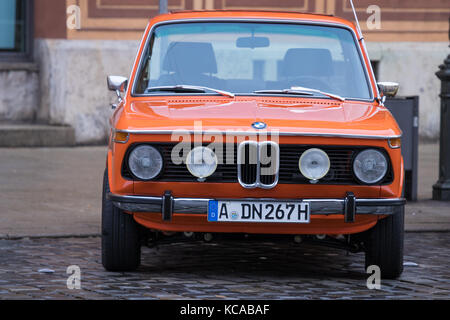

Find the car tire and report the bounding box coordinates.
[101,169,141,271]
[364,204,404,279]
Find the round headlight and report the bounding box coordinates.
[128,145,163,180]
[353,149,388,184]
[299,148,330,181]
[186,146,218,179]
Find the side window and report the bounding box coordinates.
[0,0,33,61]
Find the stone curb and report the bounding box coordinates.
[1,229,449,241]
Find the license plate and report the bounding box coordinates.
[208,200,310,223]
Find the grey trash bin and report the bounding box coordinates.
[385,96,419,201]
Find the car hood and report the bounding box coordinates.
[115,97,401,138]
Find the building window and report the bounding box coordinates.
[0,0,33,61]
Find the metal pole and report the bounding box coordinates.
[432,16,450,201]
[349,0,363,39]
[349,0,381,102]
[159,0,168,14]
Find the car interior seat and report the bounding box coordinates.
[158,41,223,88]
[280,48,334,92]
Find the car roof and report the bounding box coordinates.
[149,10,358,32]
[170,9,335,17]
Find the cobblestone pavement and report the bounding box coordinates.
[0,232,449,300]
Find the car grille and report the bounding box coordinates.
[122,143,393,185]
[237,141,279,188]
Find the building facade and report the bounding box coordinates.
[0,0,449,143]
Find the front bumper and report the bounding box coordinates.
[107,192,405,223]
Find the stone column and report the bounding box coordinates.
[432,17,450,201]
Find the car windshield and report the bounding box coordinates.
[134,22,373,100]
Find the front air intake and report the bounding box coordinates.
[237,141,279,189]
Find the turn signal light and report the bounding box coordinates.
[113,131,129,143]
[388,137,401,149]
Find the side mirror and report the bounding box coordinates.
[107,75,128,92]
[377,82,399,98]
[107,76,128,109]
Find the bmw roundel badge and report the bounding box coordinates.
[252,122,267,130]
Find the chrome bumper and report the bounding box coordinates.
[107,192,406,223]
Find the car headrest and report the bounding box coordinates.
[162,42,217,74]
[281,48,334,77]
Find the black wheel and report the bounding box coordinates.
[101,169,141,271]
[364,205,404,279]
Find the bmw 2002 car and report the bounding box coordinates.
[103,10,405,278]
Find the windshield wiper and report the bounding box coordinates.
[290,86,345,102]
[253,89,315,96]
[145,85,235,98]
[254,87,345,102]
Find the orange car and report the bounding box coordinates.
[102,10,405,278]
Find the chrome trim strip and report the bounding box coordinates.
[130,18,375,102]
[258,141,280,189]
[237,140,259,189]
[126,21,150,101]
[108,193,405,215]
[355,198,406,206]
[113,128,402,140]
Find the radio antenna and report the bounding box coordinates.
[348,0,381,101]
[349,0,363,40]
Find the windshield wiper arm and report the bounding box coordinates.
[254,87,345,102]
[253,89,315,96]
[290,86,345,102]
[145,85,235,98]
